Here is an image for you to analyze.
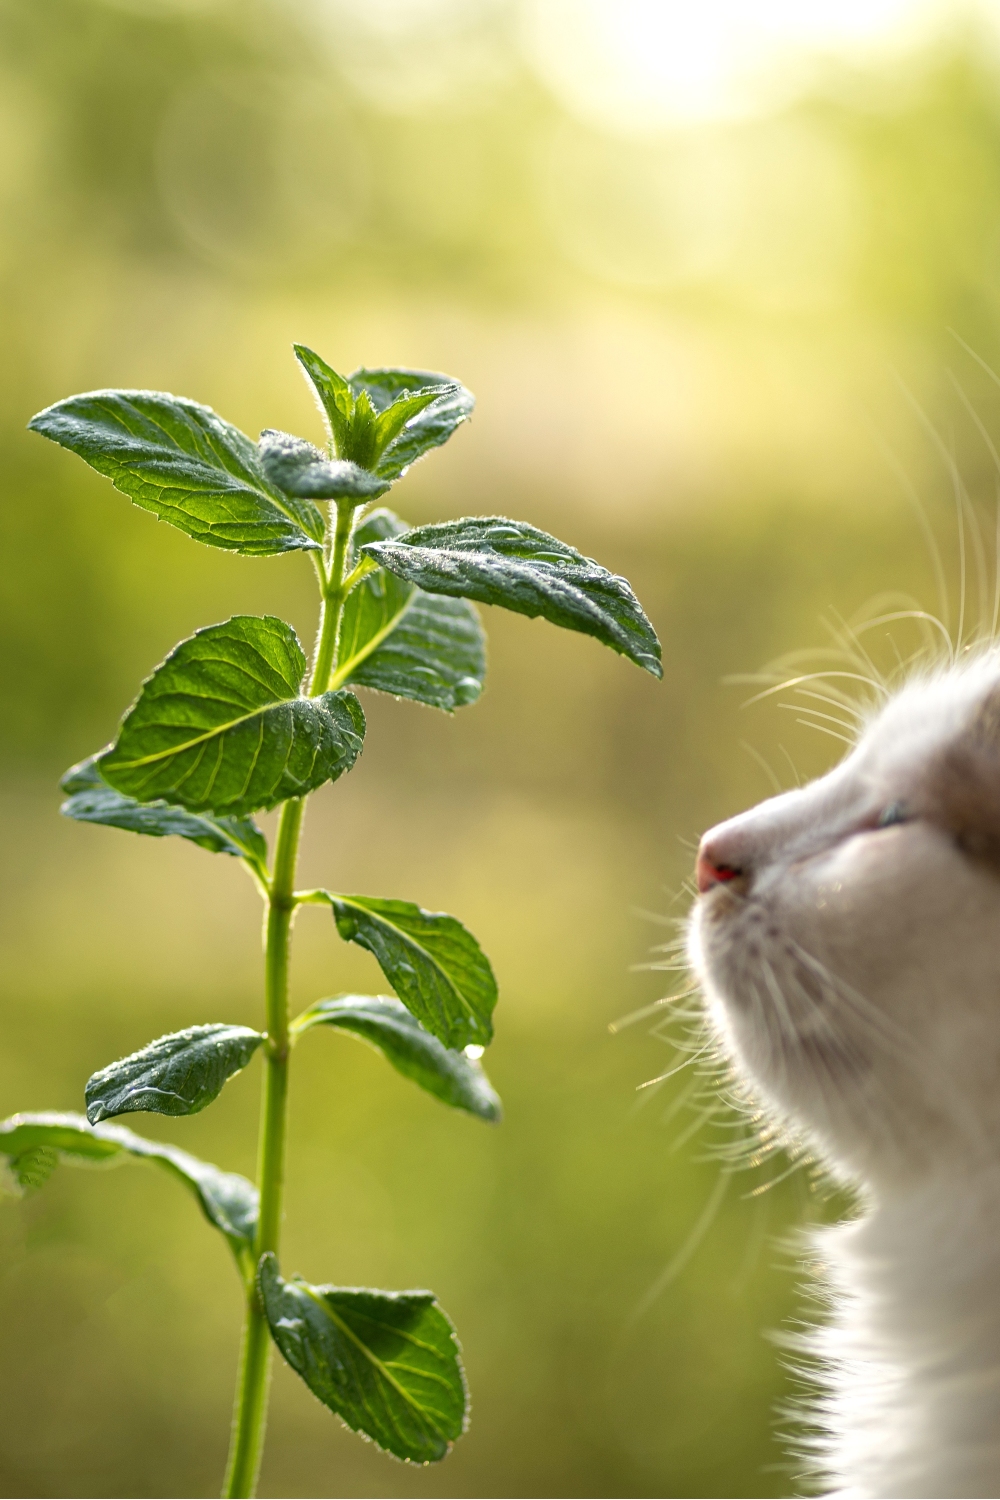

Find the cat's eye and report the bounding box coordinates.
[877,801,909,828]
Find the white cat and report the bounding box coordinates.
[688,649,1000,1498]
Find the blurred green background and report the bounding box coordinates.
[4,1,1000,1495]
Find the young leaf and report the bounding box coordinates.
[258,1255,468,1463]
[6,1146,59,1193]
[258,430,389,502]
[292,349,473,479]
[373,388,448,457]
[325,895,496,1050]
[86,1024,264,1124]
[294,344,352,454]
[340,389,381,470]
[28,391,324,555]
[98,616,365,816]
[60,757,268,866]
[291,996,502,1122]
[0,1112,258,1256]
[362,516,663,678]
[348,369,475,483]
[332,509,485,712]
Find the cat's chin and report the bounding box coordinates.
[689,901,895,1188]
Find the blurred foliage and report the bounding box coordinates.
[2,0,1000,1495]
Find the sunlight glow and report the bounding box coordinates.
[521,0,959,132]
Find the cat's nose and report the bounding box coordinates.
[696,832,745,894]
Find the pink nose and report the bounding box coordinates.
[695,840,742,894]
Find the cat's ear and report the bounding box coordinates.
[925,688,1000,873]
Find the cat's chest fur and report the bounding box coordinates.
[810,1178,1000,1498]
[689,655,1000,1498]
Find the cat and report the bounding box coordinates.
[688,646,1000,1498]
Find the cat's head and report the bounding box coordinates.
[688,651,1000,1193]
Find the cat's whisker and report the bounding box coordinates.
[761,958,806,1044]
[794,687,867,724]
[787,942,914,1059]
[947,369,998,640]
[823,608,887,693]
[944,421,970,649]
[744,1151,811,1199]
[778,744,803,787]
[740,739,784,794]
[849,609,954,661]
[792,717,855,746]
[637,1042,712,1089]
[873,430,951,637]
[740,671,888,711]
[778,701,859,738]
[609,992,694,1032]
[849,591,951,671]
[629,907,680,929]
[887,632,908,678]
[892,377,973,645]
[659,1076,702,1128]
[669,1096,721,1153]
[628,1171,731,1319]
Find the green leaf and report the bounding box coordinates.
[349,368,475,483]
[362,517,663,678]
[325,895,496,1050]
[333,510,485,712]
[258,430,390,502]
[342,389,381,470]
[294,344,352,455]
[28,390,324,555]
[373,388,447,456]
[259,1255,468,1463]
[97,616,365,817]
[0,1112,257,1256]
[5,1146,59,1193]
[292,995,502,1122]
[60,757,268,866]
[292,348,474,481]
[86,1024,264,1124]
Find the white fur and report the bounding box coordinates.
[689,652,1000,1498]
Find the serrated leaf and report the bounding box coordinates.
[0,1112,258,1255]
[8,1146,59,1193]
[259,1255,468,1463]
[325,895,496,1050]
[349,368,475,483]
[373,388,446,456]
[86,1024,264,1124]
[363,516,663,678]
[97,616,365,817]
[292,350,473,481]
[333,510,485,712]
[60,757,268,865]
[258,430,389,502]
[294,344,352,454]
[28,390,324,555]
[292,996,501,1122]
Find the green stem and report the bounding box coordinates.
[310,500,356,696]
[222,798,301,1498]
[222,502,357,1499]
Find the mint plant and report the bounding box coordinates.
[4,347,662,1497]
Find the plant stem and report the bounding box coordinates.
[310,500,355,695]
[222,501,357,1498]
[222,798,302,1499]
